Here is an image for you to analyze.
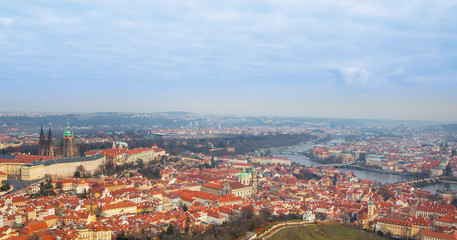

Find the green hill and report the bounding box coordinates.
[268,224,382,240]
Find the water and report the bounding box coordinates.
[421,182,457,193]
[273,142,457,194]
[339,169,417,185]
[273,144,320,167]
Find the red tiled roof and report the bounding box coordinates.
[417,230,456,240]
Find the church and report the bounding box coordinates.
[358,196,378,229]
[201,168,259,198]
[38,121,79,158]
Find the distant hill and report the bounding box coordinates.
[0,112,439,133]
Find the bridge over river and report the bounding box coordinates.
[376,177,442,188]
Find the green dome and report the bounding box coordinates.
[239,172,250,178]
[63,120,73,137]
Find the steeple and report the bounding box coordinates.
[368,196,375,217]
[47,126,53,157]
[38,126,46,156]
[63,119,73,137]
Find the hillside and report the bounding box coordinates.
[268,224,382,240]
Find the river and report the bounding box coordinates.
[272,141,457,194]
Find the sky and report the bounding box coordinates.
[1,0,457,121]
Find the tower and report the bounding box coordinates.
[38,126,46,156]
[251,168,257,193]
[47,126,54,157]
[368,196,375,217]
[63,120,75,158]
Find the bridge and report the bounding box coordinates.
[390,177,441,186]
[373,177,442,189]
[315,163,359,168]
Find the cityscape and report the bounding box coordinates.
[1,1,457,240]
[0,113,456,240]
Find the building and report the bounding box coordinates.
[20,164,45,181]
[251,157,291,166]
[19,155,105,180]
[303,210,315,222]
[378,217,429,239]
[358,197,378,229]
[100,201,137,217]
[38,121,79,158]
[365,155,385,168]
[86,144,159,165]
[202,181,253,198]
[417,230,457,240]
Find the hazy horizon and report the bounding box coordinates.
[1,1,457,121]
[1,111,454,124]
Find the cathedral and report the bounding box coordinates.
[38,121,79,158]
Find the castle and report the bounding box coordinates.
[38,121,79,158]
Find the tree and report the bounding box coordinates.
[0,180,11,192]
[166,224,174,235]
[105,161,115,173]
[74,165,86,178]
[137,159,144,169]
[182,205,188,212]
[446,164,453,176]
[241,205,254,219]
[0,148,8,155]
[378,186,396,201]
[185,216,190,233]
[384,231,393,239]
[315,212,328,221]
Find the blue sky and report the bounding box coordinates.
[1,1,456,121]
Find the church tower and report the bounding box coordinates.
[251,168,258,193]
[368,196,375,218]
[63,120,75,158]
[38,126,46,156]
[47,126,54,157]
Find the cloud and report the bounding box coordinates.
[335,66,406,90]
[0,17,12,25]
[338,67,373,88]
[393,66,404,75]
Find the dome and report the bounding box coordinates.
[239,172,250,178]
[63,120,73,137]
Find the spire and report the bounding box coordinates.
[369,196,373,205]
[39,126,45,142]
[63,119,73,137]
[47,125,53,143]
[39,126,46,156]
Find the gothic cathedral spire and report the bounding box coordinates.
[38,126,46,156]
[47,126,54,157]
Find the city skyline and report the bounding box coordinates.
[1,1,457,121]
